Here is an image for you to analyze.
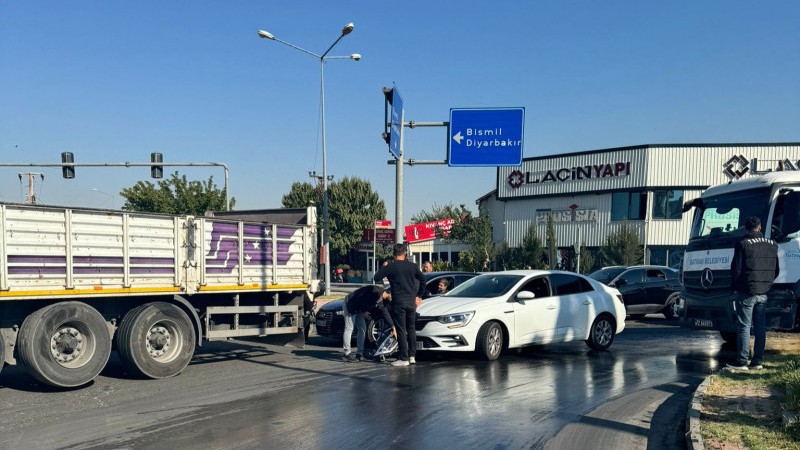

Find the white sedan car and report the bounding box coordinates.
[415,270,626,360]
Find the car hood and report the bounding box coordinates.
[417,296,494,316]
[319,299,344,311]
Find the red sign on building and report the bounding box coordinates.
[375,219,393,229]
[404,218,455,243]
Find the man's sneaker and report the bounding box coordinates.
[391,359,410,367]
[724,362,749,371]
[749,363,764,370]
[409,356,416,365]
[343,353,357,362]
[356,353,364,362]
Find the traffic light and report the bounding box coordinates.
[382,87,394,146]
[151,152,163,178]
[61,152,75,179]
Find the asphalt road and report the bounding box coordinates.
[0,317,726,450]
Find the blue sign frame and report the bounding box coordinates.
[448,107,525,167]
[389,87,404,159]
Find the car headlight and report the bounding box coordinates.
[335,310,344,316]
[437,311,475,328]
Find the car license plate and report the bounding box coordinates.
[694,319,714,328]
[317,319,327,328]
[416,340,424,350]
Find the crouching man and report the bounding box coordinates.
[342,285,396,362]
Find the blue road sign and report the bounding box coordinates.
[389,87,404,158]
[448,107,525,167]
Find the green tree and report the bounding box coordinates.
[281,176,386,267]
[598,222,643,266]
[577,243,595,274]
[120,172,233,215]
[494,224,547,270]
[546,213,558,269]
[445,207,493,272]
[411,203,469,224]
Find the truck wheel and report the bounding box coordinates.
[117,302,195,379]
[17,302,112,388]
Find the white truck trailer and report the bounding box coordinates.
[0,203,319,387]
[680,172,800,341]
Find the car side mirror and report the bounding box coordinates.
[614,279,627,286]
[515,290,535,302]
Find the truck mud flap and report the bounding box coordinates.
[260,329,306,349]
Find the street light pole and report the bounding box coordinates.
[258,23,360,296]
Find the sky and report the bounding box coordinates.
[1,1,798,225]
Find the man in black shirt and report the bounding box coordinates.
[726,216,780,371]
[342,285,395,362]
[373,243,426,366]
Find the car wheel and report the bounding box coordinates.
[475,321,503,361]
[366,319,380,345]
[586,315,615,350]
[662,293,681,320]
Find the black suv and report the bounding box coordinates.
[589,265,682,319]
[315,271,479,342]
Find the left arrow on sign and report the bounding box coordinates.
[452,131,464,144]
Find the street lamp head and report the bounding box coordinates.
[350,53,361,61]
[257,30,275,40]
[341,22,355,36]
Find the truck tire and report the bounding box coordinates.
[117,302,196,379]
[17,302,112,388]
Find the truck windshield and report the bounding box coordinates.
[689,187,771,239]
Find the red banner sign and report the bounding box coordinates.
[404,218,455,243]
[375,219,392,229]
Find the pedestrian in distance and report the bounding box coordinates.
[422,261,433,273]
[342,285,396,362]
[725,216,780,372]
[373,243,426,367]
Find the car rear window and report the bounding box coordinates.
[550,273,594,295]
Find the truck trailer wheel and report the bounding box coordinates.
[17,302,112,388]
[117,302,195,379]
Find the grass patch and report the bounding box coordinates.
[701,342,800,450]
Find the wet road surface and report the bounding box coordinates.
[0,319,727,449]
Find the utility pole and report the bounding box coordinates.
[17,172,44,204]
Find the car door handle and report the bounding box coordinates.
[583,300,592,305]
[546,305,557,310]
[638,286,646,290]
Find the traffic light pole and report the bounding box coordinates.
[0,161,230,210]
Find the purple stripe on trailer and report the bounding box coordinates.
[129,257,175,265]
[205,221,296,272]
[130,267,175,274]
[73,256,124,264]
[8,255,67,264]
[73,267,125,274]
[8,267,66,275]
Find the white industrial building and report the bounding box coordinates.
[479,142,800,270]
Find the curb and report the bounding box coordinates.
[686,375,712,450]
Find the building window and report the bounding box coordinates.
[653,190,684,220]
[611,192,647,221]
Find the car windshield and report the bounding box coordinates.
[689,187,771,239]
[446,274,524,298]
[589,267,626,284]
